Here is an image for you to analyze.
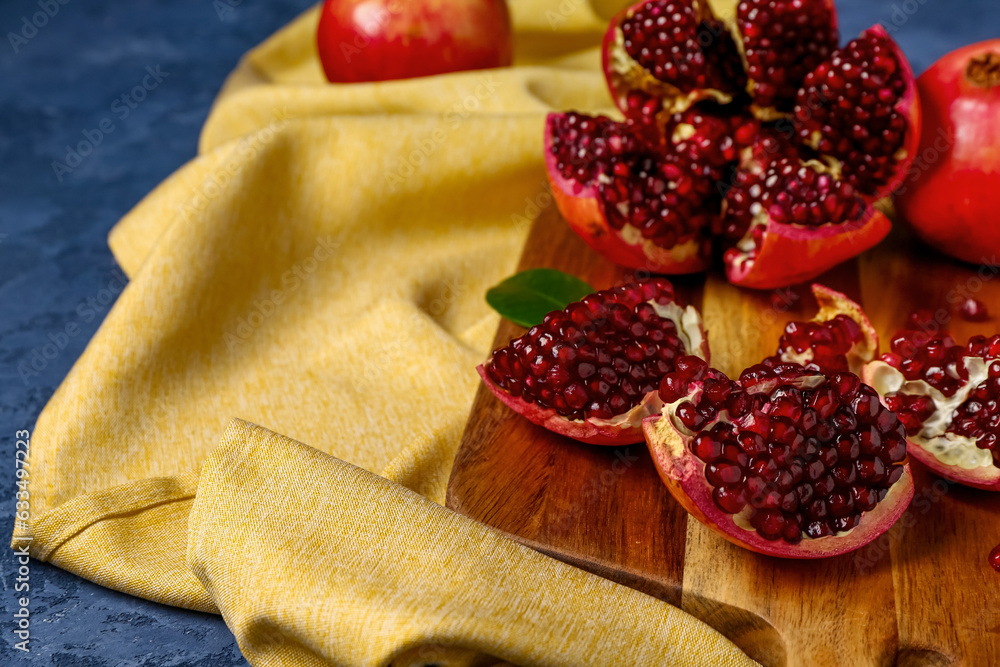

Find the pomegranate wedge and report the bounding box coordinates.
[480,279,708,445]
[645,358,914,558]
[865,332,1000,490]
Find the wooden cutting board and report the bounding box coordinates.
[446,206,1000,667]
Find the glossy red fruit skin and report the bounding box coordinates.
[725,207,893,290]
[896,40,1000,265]
[543,114,712,274]
[317,0,512,83]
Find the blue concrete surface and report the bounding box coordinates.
[0,0,995,664]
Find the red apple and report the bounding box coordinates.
[317,0,513,83]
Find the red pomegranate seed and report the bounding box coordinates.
[660,359,905,543]
[960,297,989,322]
[736,0,838,111]
[487,279,693,422]
[881,331,1000,467]
[991,544,1000,573]
[906,308,940,330]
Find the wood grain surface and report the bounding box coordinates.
[446,206,1000,667]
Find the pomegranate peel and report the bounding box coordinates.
[481,279,708,446]
[724,195,891,289]
[644,358,913,557]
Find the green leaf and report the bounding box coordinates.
[486,268,595,328]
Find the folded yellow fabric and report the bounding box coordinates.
[190,419,757,666]
[14,1,757,664]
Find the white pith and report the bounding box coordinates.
[868,358,995,470]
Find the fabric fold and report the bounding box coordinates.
[189,419,758,667]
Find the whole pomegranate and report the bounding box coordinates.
[896,40,1000,265]
[480,279,708,445]
[317,0,512,83]
[644,358,913,557]
[546,0,921,289]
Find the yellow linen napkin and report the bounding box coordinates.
[14,1,758,664]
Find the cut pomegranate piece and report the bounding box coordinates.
[765,284,877,375]
[734,0,839,112]
[645,357,913,557]
[603,0,746,120]
[544,112,715,273]
[864,331,1000,490]
[721,158,891,288]
[479,279,708,445]
[547,1,919,288]
[793,25,921,199]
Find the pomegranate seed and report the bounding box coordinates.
[488,279,695,422]
[960,297,989,322]
[990,544,1000,573]
[906,308,940,331]
[736,0,838,110]
[665,362,907,544]
[882,331,1000,466]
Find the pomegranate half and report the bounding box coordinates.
[546,0,921,289]
[645,358,914,557]
[864,331,1000,491]
[480,279,708,445]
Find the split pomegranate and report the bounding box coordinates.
[547,0,920,288]
[317,0,512,83]
[864,331,1000,490]
[765,284,877,376]
[644,357,913,557]
[896,40,1000,266]
[480,279,708,445]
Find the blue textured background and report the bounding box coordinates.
[0,0,995,664]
